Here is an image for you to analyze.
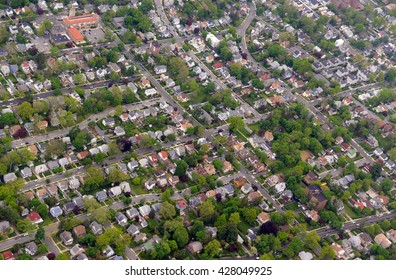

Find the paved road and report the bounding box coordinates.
[315,211,396,237]
[1,76,140,108]
[0,191,181,254]
[12,98,162,149]
[23,133,197,192]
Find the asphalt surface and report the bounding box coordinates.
[315,211,396,237]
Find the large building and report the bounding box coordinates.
[63,13,99,30]
[67,28,85,44]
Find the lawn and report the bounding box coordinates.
[131,185,148,195]
[248,123,261,134]
[284,202,299,211]
[343,202,360,219]
[237,221,251,234]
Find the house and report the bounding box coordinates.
[0,220,10,232]
[154,65,167,74]
[304,171,318,184]
[73,225,86,238]
[144,88,157,97]
[109,186,122,197]
[115,212,128,226]
[25,242,38,256]
[102,118,115,128]
[139,205,151,217]
[307,185,328,210]
[37,120,48,130]
[186,241,203,254]
[222,161,233,173]
[89,221,103,235]
[248,191,261,203]
[127,224,139,236]
[70,244,85,258]
[127,160,139,171]
[60,231,74,246]
[3,173,17,184]
[95,190,107,202]
[374,233,391,249]
[114,126,125,137]
[126,208,139,220]
[50,206,63,218]
[386,229,396,243]
[2,251,15,260]
[257,212,270,225]
[134,233,147,243]
[28,211,43,224]
[299,251,313,260]
[176,200,188,211]
[103,245,115,258]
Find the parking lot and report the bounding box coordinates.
[81,28,106,44]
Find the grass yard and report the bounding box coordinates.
[343,202,360,219]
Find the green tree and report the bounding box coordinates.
[319,245,336,260]
[199,200,217,224]
[91,208,111,225]
[204,240,221,257]
[228,116,244,131]
[175,160,188,177]
[159,201,176,220]
[18,102,34,121]
[173,227,189,248]
[35,227,45,241]
[55,253,69,260]
[16,219,35,233]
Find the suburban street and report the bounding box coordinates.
[316,211,396,237]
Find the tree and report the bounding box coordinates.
[304,231,321,250]
[199,200,217,224]
[18,102,34,121]
[173,227,189,248]
[204,240,221,257]
[159,201,176,220]
[36,204,48,219]
[16,219,35,233]
[228,116,244,131]
[241,208,258,225]
[83,198,101,213]
[168,57,189,82]
[319,245,336,260]
[175,160,188,177]
[370,163,382,180]
[107,169,128,184]
[292,59,312,75]
[35,227,45,241]
[46,140,66,159]
[91,208,111,225]
[229,212,241,225]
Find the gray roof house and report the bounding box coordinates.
[96,190,107,202]
[115,212,128,226]
[127,224,139,236]
[126,208,139,220]
[25,242,38,256]
[21,167,32,178]
[50,206,63,218]
[60,231,74,246]
[89,221,103,235]
[3,172,17,183]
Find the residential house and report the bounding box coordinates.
[307,185,328,210]
[60,231,74,246]
[186,241,203,254]
[73,225,86,238]
[89,221,103,235]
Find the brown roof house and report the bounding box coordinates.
[374,233,391,249]
[73,225,86,239]
[306,185,328,210]
[257,212,270,225]
[186,241,203,254]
